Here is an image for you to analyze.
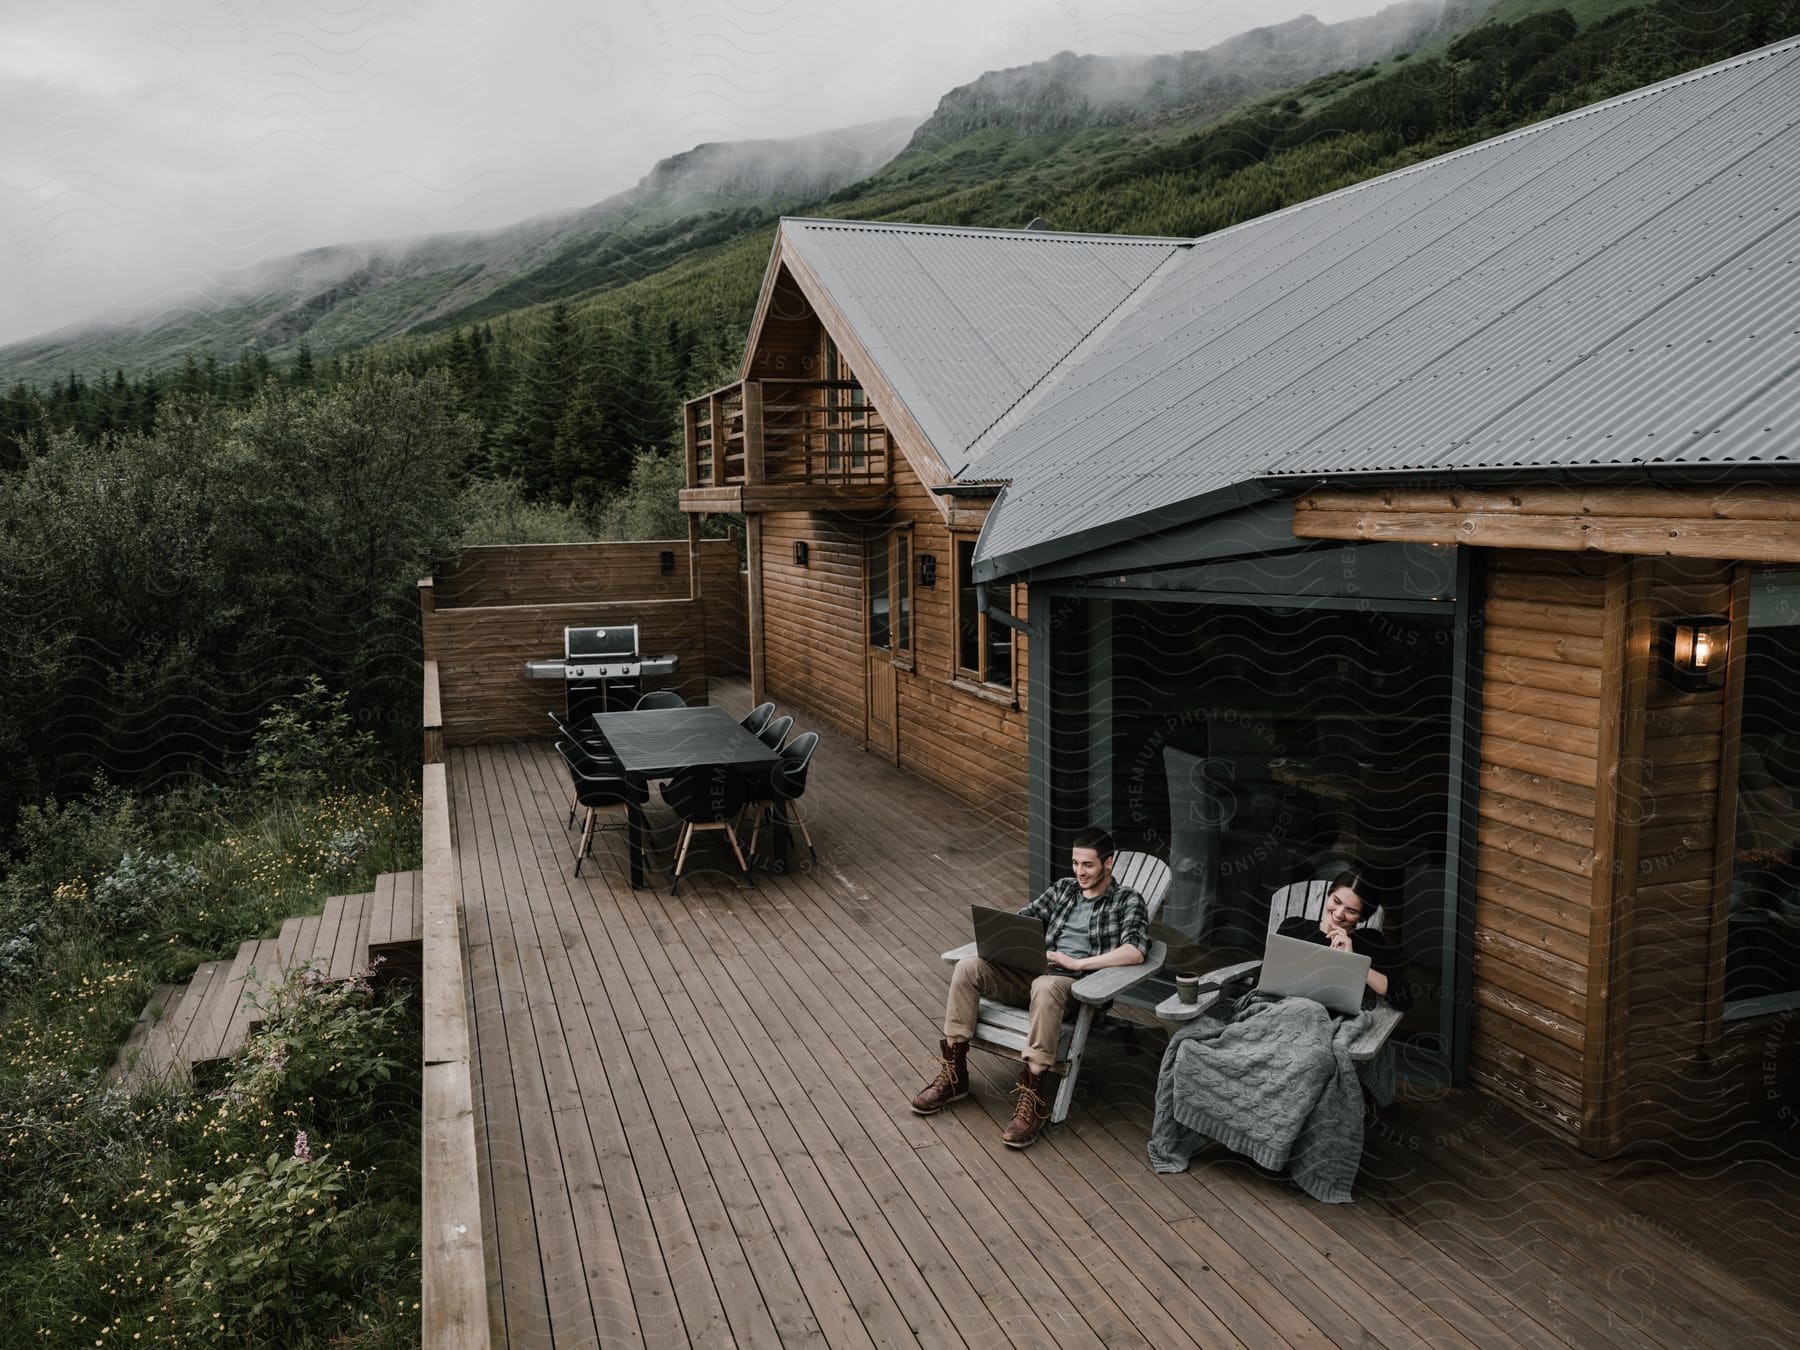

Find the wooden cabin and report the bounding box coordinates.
[677,38,1800,1156]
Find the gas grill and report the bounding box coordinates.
[524,624,680,722]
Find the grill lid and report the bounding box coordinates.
[565,625,640,660]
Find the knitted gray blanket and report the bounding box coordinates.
[1147,996,1387,1203]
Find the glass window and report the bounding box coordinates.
[896,535,911,653]
[986,579,1014,689]
[867,533,890,650]
[1726,570,1800,1015]
[1049,594,1457,1060]
[954,539,1013,687]
[957,541,981,673]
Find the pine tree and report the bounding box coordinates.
[494,302,578,494]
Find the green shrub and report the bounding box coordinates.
[91,850,202,931]
[252,677,378,798]
[166,1142,353,1342]
[233,961,411,1110]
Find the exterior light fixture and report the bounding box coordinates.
[793,540,809,567]
[1659,615,1729,692]
[659,549,675,574]
[917,554,937,588]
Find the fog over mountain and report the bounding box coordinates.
[0,1,1453,386]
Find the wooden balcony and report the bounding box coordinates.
[422,672,1800,1349]
[680,379,896,515]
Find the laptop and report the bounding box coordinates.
[971,905,1055,977]
[1256,931,1371,1015]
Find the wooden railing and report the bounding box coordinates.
[684,379,891,491]
[420,753,490,1346]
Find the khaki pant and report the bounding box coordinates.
[944,956,1074,1071]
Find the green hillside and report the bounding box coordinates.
[7,0,1795,507]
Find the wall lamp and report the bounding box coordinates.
[793,540,809,567]
[1659,615,1729,693]
[917,553,937,588]
[659,549,676,575]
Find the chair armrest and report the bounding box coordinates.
[1072,940,1166,1005]
[1349,1003,1403,1061]
[940,941,978,966]
[1196,959,1262,992]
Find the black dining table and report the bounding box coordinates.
[592,705,780,887]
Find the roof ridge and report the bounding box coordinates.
[956,243,1190,470]
[780,216,1184,246]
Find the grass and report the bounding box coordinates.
[0,774,424,1347]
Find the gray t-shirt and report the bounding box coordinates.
[1055,896,1097,960]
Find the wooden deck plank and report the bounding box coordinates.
[437,674,1800,1350]
[504,741,800,1348]
[327,893,370,982]
[369,872,397,950]
[486,743,688,1347]
[454,746,552,1350]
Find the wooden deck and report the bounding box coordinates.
[446,683,1799,1349]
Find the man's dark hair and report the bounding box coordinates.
[1072,826,1116,859]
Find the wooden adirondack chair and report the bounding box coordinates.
[939,850,1172,1125]
[1188,877,1403,1061]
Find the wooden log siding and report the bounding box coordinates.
[425,599,711,746]
[755,454,1029,831]
[1468,551,1611,1139]
[1613,559,1744,1150]
[1293,484,1800,563]
[432,539,742,619]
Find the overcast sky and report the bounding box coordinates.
[0,0,1384,347]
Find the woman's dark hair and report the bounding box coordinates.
[1072,826,1116,860]
[1327,869,1376,922]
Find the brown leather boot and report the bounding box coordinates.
[909,1038,970,1115]
[1000,1064,1056,1148]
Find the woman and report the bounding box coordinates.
[1276,870,1411,1012]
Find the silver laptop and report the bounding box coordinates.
[1256,932,1371,1015]
[971,905,1054,976]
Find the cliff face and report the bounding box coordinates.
[905,1,1473,141]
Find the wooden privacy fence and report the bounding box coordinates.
[419,540,748,745]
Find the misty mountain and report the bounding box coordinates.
[901,1,1475,144]
[0,2,1486,389]
[0,116,920,388]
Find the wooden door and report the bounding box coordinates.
[864,530,901,760]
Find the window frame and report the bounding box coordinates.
[952,535,1016,699]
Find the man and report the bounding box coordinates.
[910,827,1148,1148]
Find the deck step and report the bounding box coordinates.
[367,871,424,977]
[108,983,183,1085]
[128,959,225,1085]
[113,880,418,1087]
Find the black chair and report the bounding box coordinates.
[555,739,646,877]
[549,712,623,827]
[660,765,749,893]
[635,689,687,711]
[739,701,777,736]
[757,714,793,752]
[748,731,819,866]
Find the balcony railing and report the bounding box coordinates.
[682,379,892,506]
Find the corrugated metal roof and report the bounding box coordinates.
[947,38,1800,581]
[780,219,1181,460]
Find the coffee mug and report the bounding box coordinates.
[1175,972,1201,1005]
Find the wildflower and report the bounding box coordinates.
[293,1130,311,1162]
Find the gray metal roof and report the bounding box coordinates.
[956,38,1800,583]
[780,218,1181,461]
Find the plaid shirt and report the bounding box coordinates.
[1020,876,1148,959]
